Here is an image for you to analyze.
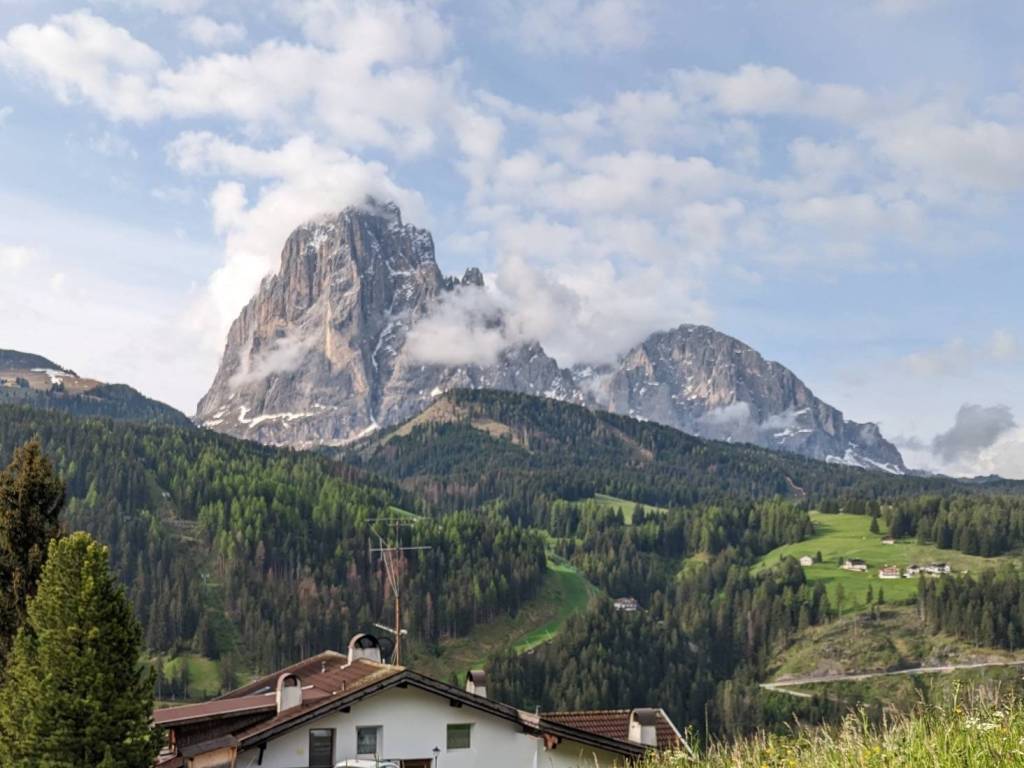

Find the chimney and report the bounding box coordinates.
[465,669,487,698]
[276,674,302,714]
[348,633,383,664]
[628,709,659,748]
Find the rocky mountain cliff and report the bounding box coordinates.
[575,326,905,473]
[196,200,905,472]
[195,200,579,447]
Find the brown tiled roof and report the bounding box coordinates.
[156,657,395,735]
[233,663,402,744]
[154,694,275,726]
[155,650,655,762]
[541,708,683,751]
[219,650,359,699]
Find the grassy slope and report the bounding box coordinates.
[753,512,1018,613]
[156,654,223,700]
[405,555,600,681]
[770,605,1024,681]
[571,493,668,524]
[646,700,1024,767]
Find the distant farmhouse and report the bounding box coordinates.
[841,558,868,572]
[613,597,640,612]
[903,563,950,578]
[878,566,901,579]
[881,537,896,545]
[153,634,685,768]
[798,555,814,567]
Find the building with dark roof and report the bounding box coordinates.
[155,635,685,767]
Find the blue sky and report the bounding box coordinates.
[1,0,1023,477]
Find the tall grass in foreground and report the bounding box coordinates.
[645,698,1024,767]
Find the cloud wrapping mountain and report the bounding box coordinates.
[196,202,906,473]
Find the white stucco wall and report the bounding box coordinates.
[232,686,628,768]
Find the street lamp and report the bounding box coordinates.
[432,745,440,767]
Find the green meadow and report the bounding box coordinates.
[754,512,1017,613]
[568,492,667,524]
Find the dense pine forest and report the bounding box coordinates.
[492,551,837,736]
[0,405,546,672]
[5,387,1024,737]
[920,566,1024,649]
[354,390,1023,520]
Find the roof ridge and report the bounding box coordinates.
[544,708,632,715]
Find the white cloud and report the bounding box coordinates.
[0,106,11,125]
[405,284,511,367]
[166,131,425,349]
[277,0,450,60]
[2,5,454,154]
[229,331,317,387]
[674,64,870,122]
[92,0,206,14]
[180,15,246,48]
[498,0,654,54]
[780,193,921,238]
[865,106,1024,195]
[0,11,163,121]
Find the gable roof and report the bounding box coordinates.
[154,650,661,761]
[542,708,684,751]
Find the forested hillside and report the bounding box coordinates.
[350,390,1024,736]
[6,387,1024,736]
[353,390,1022,521]
[0,405,547,673]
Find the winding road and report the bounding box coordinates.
[762,659,1024,698]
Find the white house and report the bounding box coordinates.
[878,566,901,580]
[841,558,868,573]
[155,635,684,768]
[613,597,640,612]
[798,556,814,567]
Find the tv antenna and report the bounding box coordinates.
[368,516,430,666]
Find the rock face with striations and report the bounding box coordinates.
[195,200,579,447]
[574,326,905,473]
[197,200,905,472]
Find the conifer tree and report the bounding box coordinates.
[0,532,160,768]
[0,440,65,669]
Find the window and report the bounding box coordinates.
[308,729,335,768]
[447,723,472,750]
[356,725,381,755]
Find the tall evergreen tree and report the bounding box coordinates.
[0,532,160,768]
[0,440,64,669]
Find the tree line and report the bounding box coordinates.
[355,389,1022,524]
[0,405,548,672]
[919,567,1024,650]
